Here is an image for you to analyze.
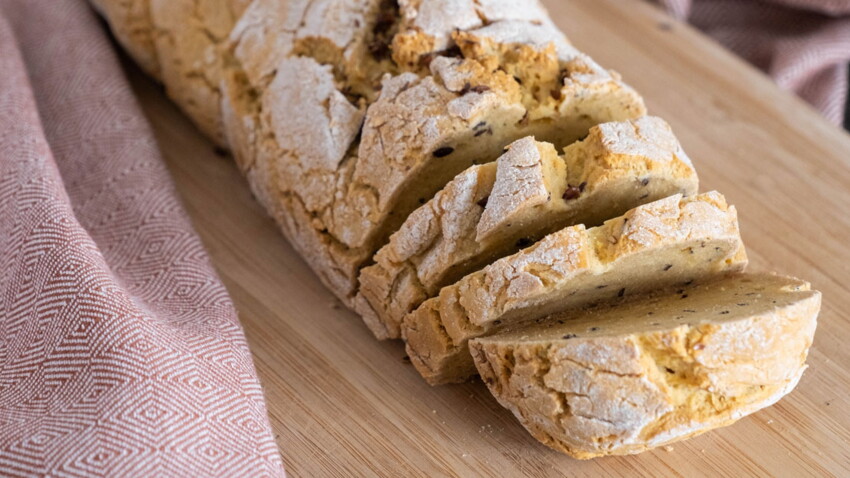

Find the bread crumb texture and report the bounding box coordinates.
[360,116,697,339]
[92,0,820,460]
[404,192,747,384]
[95,0,646,307]
[470,273,820,458]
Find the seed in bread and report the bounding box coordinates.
[403,192,747,384]
[470,273,820,459]
[94,0,648,306]
[360,116,698,339]
[222,28,646,305]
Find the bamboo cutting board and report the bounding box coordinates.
[126,0,850,475]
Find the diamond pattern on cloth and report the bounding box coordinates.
[654,0,850,125]
[0,0,285,476]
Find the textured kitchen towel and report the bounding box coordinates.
[0,0,285,476]
[655,0,850,125]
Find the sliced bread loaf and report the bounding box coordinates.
[221,48,645,307]
[403,192,747,384]
[218,0,647,307]
[359,116,697,339]
[94,0,648,308]
[470,273,820,459]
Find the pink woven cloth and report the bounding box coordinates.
[0,0,285,476]
[655,0,850,125]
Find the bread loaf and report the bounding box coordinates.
[360,116,697,339]
[90,0,820,461]
[404,192,747,384]
[470,273,820,458]
[94,0,646,307]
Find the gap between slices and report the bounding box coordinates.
[470,273,820,459]
[403,191,748,384]
[359,116,698,339]
[219,0,647,309]
[94,0,646,308]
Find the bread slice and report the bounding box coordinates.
[96,0,647,307]
[360,116,697,339]
[403,192,747,384]
[221,36,645,308]
[341,47,645,256]
[470,273,820,459]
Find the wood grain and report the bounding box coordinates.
[126,0,850,475]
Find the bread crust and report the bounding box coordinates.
[92,0,821,459]
[94,0,647,306]
[360,116,698,339]
[89,0,161,76]
[403,192,748,384]
[470,274,820,459]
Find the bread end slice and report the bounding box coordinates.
[404,191,747,384]
[470,273,820,459]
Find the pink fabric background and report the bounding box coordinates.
[655,0,850,125]
[0,0,844,475]
[0,0,284,476]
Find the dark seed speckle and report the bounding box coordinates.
[515,237,534,249]
[433,146,454,158]
[563,184,583,200]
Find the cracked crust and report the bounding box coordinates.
[470,273,820,459]
[92,0,253,144]
[95,0,645,307]
[93,1,823,459]
[403,192,748,384]
[391,0,559,69]
[360,116,697,339]
[215,1,646,306]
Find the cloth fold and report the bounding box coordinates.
[655,0,850,125]
[0,0,284,476]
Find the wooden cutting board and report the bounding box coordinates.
[126,0,850,475]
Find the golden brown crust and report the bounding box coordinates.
[94,0,251,143]
[219,1,646,306]
[404,192,748,384]
[93,0,822,460]
[470,273,820,458]
[96,0,648,308]
[360,116,698,340]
